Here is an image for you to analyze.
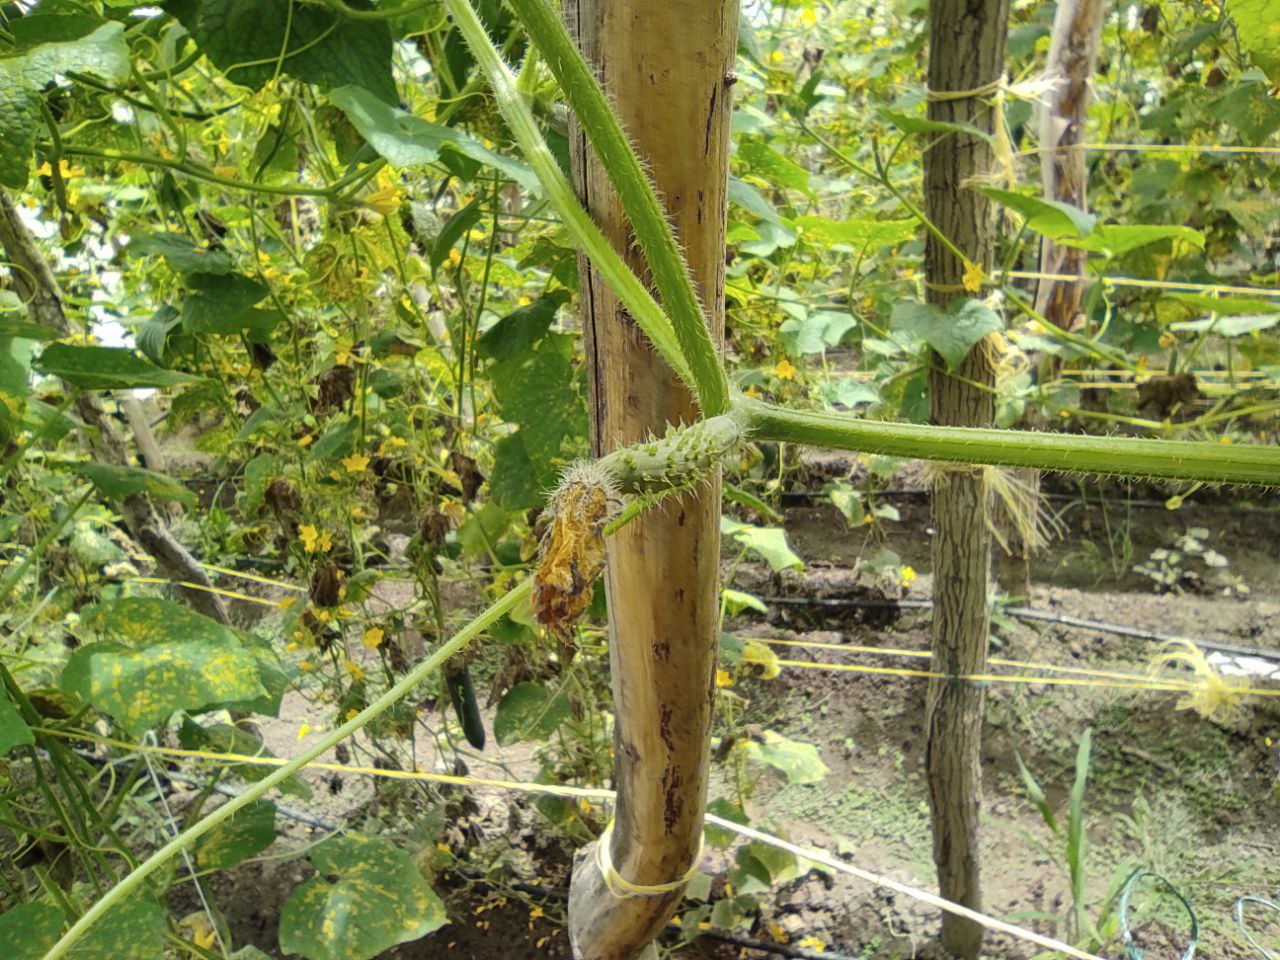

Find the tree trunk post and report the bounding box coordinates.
[922,0,1011,956]
[994,0,1107,597]
[563,2,736,959]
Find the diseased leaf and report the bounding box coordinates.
[61,598,270,735]
[493,681,571,746]
[178,721,311,799]
[891,298,1004,371]
[979,187,1096,239]
[194,799,276,871]
[279,834,445,960]
[0,897,165,960]
[35,344,202,390]
[77,463,197,507]
[163,0,397,103]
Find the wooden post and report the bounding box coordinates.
[562,2,737,958]
[996,0,1106,598]
[922,0,1011,956]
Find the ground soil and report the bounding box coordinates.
[176,480,1280,959]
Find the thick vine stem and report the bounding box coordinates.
[41,580,532,960]
[738,397,1280,487]
[440,0,698,395]
[596,410,748,495]
[508,0,730,417]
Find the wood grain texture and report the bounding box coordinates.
[563,2,737,957]
[922,0,1011,956]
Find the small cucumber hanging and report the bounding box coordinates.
[445,664,485,750]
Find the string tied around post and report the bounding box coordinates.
[595,818,705,900]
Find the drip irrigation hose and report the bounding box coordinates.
[755,596,1280,663]
[1117,869,1198,960]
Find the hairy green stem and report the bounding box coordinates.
[509,0,730,415]
[440,0,697,393]
[42,580,531,960]
[739,397,1280,486]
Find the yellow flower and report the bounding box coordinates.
[962,259,984,294]
[299,524,332,554]
[715,669,734,688]
[800,5,816,25]
[901,565,917,586]
[341,452,370,474]
[297,723,311,739]
[775,358,797,381]
[298,434,314,448]
[35,160,85,179]
[365,182,403,217]
[346,660,365,682]
[363,626,385,649]
[797,934,826,952]
[1158,330,1177,348]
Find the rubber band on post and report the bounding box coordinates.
[595,819,704,900]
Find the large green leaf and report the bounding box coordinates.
[793,215,917,249]
[877,108,994,144]
[0,897,166,960]
[279,835,446,960]
[493,681,571,746]
[0,21,129,188]
[35,344,202,390]
[61,598,269,735]
[180,273,270,335]
[891,298,1005,371]
[1059,224,1204,257]
[330,86,538,191]
[743,730,829,785]
[738,137,812,195]
[720,517,803,572]
[194,799,277,871]
[1229,0,1280,83]
[129,233,236,276]
[0,689,33,755]
[77,463,197,507]
[979,187,1096,240]
[163,0,396,102]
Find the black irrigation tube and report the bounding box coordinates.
[156,768,860,960]
[757,596,1280,663]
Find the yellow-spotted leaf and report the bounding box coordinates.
[193,799,277,871]
[0,897,165,960]
[60,598,270,735]
[279,835,446,960]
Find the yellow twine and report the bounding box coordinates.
[923,78,1004,102]
[751,638,1280,700]
[1006,270,1280,299]
[595,818,704,900]
[200,562,306,593]
[1019,142,1280,157]
[126,577,287,609]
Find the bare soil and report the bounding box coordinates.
[179,485,1280,959]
